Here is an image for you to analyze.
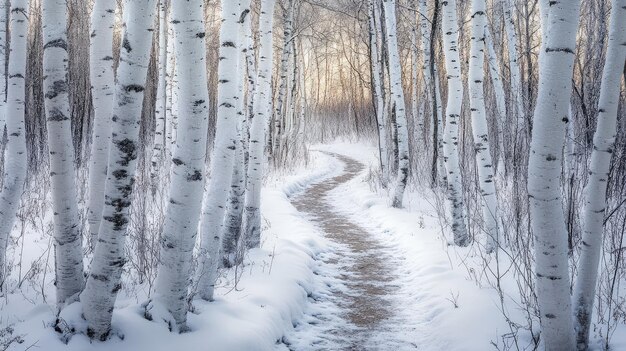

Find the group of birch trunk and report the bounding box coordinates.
[369,0,625,349]
[0,0,301,341]
[0,0,623,349]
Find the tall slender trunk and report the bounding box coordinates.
[272,0,295,158]
[151,0,168,183]
[81,0,157,340]
[165,11,177,159]
[527,0,581,349]
[196,0,241,302]
[410,7,420,146]
[503,0,524,132]
[441,0,468,246]
[87,0,116,251]
[468,0,499,253]
[383,0,409,208]
[153,0,210,329]
[42,0,84,305]
[369,0,388,186]
[573,1,626,348]
[221,0,253,269]
[0,0,7,132]
[484,25,507,173]
[243,0,276,249]
[0,0,29,290]
[424,0,445,188]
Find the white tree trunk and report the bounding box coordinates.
[221,0,252,269]
[81,0,157,340]
[165,11,177,159]
[243,0,276,249]
[410,7,421,145]
[153,0,209,329]
[42,0,84,305]
[272,0,295,156]
[468,0,499,253]
[0,0,7,132]
[503,0,524,131]
[151,0,168,182]
[573,1,626,348]
[0,0,28,289]
[441,0,468,245]
[484,25,507,173]
[383,0,409,208]
[369,0,389,186]
[87,0,116,251]
[196,0,241,302]
[527,0,581,349]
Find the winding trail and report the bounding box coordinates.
[282,153,419,350]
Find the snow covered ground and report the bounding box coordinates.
[1,152,344,350]
[3,141,625,350]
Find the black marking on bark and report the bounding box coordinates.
[112,169,127,179]
[222,41,236,48]
[239,9,251,23]
[47,109,69,121]
[122,36,132,52]
[172,158,184,166]
[112,283,122,293]
[44,38,67,50]
[193,99,205,107]
[103,56,114,61]
[10,73,24,79]
[187,170,202,181]
[562,117,569,123]
[115,138,137,166]
[196,32,206,38]
[546,47,574,54]
[45,80,68,99]
[546,154,557,161]
[90,273,109,282]
[545,313,556,319]
[91,30,97,38]
[124,84,144,93]
[172,19,180,24]
[104,213,129,231]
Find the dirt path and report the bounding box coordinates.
[282,153,419,350]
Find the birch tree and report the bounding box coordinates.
[527,0,581,349]
[368,0,388,186]
[484,25,507,173]
[410,7,421,145]
[221,0,253,268]
[243,0,276,249]
[42,0,84,305]
[272,0,295,157]
[196,0,241,301]
[468,0,498,253]
[441,0,468,246]
[151,0,169,183]
[87,0,116,250]
[573,1,626,348]
[503,0,524,132]
[81,0,157,339]
[383,0,409,208]
[153,0,209,329]
[0,0,29,289]
[0,0,7,133]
